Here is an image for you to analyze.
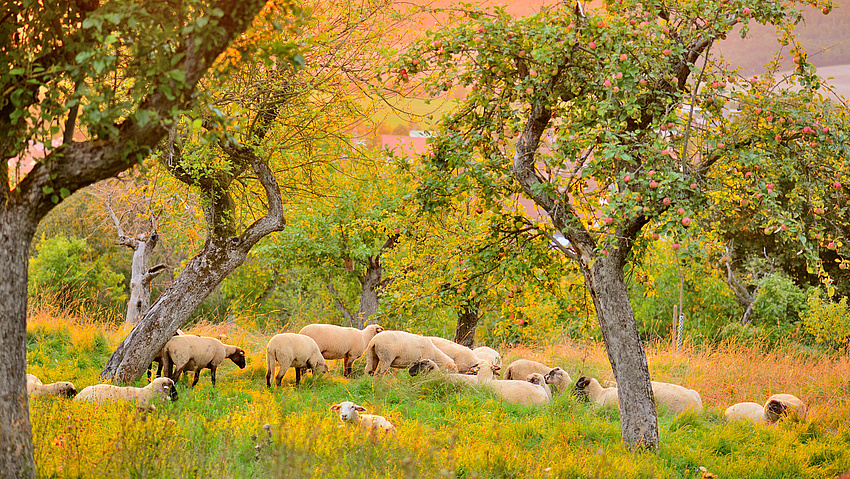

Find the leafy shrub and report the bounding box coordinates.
[751,273,809,327]
[28,234,126,309]
[801,293,850,351]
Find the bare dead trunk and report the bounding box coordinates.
[454,301,479,347]
[0,216,37,477]
[581,255,658,448]
[121,233,167,324]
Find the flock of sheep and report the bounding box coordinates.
[26,322,808,433]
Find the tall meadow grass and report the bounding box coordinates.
[26,307,850,478]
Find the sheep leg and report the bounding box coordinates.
[275,366,286,387]
[295,367,302,385]
[343,356,353,378]
[209,366,217,386]
[191,371,200,387]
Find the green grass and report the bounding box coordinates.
[26,314,850,479]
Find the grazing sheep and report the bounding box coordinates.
[148,329,188,380]
[724,402,766,423]
[298,323,384,377]
[503,359,552,380]
[543,367,573,394]
[427,336,482,373]
[265,333,329,387]
[476,362,551,406]
[74,377,178,411]
[331,401,396,434]
[363,330,457,376]
[162,335,246,387]
[26,374,77,399]
[764,394,807,423]
[408,358,440,377]
[650,380,703,414]
[472,346,502,367]
[574,376,620,407]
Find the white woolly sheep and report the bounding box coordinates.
[472,346,502,367]
[475,362,551,406]
[74,377,177,411]
[298,323,383,377]
[26,374,77,399]
[574,376,620,407]
[266,333,329,387]
[162,335,246,387]
[148,329,188,380]
[764,393,807,423]
[525,372,552,400]
[330,401,396,434]
[503,359,552,380]
[427,336,482,373]
[363,330,458,376]
[724,402,766,423]
[543,367,573,394]
[650,380,703,414]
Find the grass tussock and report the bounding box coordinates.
[26,309,850,479]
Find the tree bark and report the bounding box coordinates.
[454,300,479,347]
[100,159,285,382]
[356,256,382,328]
[0,215,38,478]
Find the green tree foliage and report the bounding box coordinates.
[28,235,126,310]
[392,0,846,448]
[802,293,850,351]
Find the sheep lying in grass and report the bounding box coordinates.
[162,335,246,387]
[26,374,77,399]
[298,323,383,377]
[724,402,766,423]
[331,401,396,434]
[543,367,572,394]
[764,394,807,423]
[472,346,502,367]
[525,372,552,400]
[363,330,457,376]
[574,376,620,407]
[503,359,552,380]
[575,376,702,413]
[650,380,703,414]
[74,377,177,411]
[476,361,551,406]
[266,333,329,386]
[427,336,482,373]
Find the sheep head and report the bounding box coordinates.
[574,376,591,402]
[408,359,438,377]
[331,401,366,423]
[227,347,247,369]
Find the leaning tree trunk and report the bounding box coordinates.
[0,216,37,477]
[100,159,285,382]
[454,300,479,347]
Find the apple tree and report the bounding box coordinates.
[394,0,844,448]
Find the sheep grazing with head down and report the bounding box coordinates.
[26,374,77,399]
[298,323,383,377]
[74,377,177,411]
[363,330,457,376]
[266,333,329,386]
[331,401,396,434]
[724,402,766,423]
[472,346,502,367]
[162,335,246,387]
[427,336,482,373]
[764,394,807,423]
[503,359,553,380]
[543,367,572,394]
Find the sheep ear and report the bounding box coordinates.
[330,404,341,411]
[355,406,367,412]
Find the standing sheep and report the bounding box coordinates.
[298,323,383,377]
[764,394,807,423]
[148,329,188,380]
[724,402,766,423]
[74,377,177,411]
[363,330,458,376]
[330,401,396,434]
[503,359,553,380]
[26,374,77,399]
[427,336,482,373]
[266,333,329,386]
[162,335,246,387]
[472,346,502,367]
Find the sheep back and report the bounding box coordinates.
[427,336,481,373]
[724,402,766,423]
[764,394,807,423]
[503,359,552,380]
[266,333,329,386]
[650,381,703,414]
[364,330,457,375]
[26,374,77,399]
[472,346,502,367]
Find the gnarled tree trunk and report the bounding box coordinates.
[355,234,398,328]
[454,300,479,347]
